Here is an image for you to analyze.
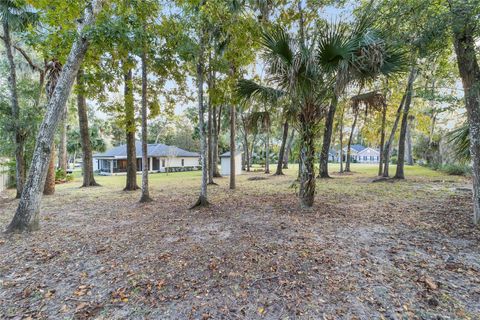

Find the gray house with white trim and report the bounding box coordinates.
[93,141,200,175]
[337,144,380,163]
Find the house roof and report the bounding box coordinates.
[350,144,367,152]
[93,141,199,158]
[219,151,242,158]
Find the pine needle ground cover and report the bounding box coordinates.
[0,165,479,319]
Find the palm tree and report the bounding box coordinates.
[0,0,37,198]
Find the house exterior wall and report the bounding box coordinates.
[97,157,200,175]
[357,148,380,163]
[220,154,242,175]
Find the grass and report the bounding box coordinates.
[0,162,477,319]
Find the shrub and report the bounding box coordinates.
[390,156,397,165]
[66,174,74,182]
[55,168,67,181]
[441,164,471,176]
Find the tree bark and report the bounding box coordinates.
[212,105,221,177]
[319,95,338,178]
[283,128,294,169]
[394,68,417,179]
[345,110,358,172]
[43,146,56,195]
[139,46,152,202]
[191,33,209,208]
[406,116,414,166]
[339,106,345,173]
[264,126,270,174]
[452,8,480,225]
[230,104,236,188]
[7,1,100,232]
[2,21,26,198]
[378,103,387,176]
[299,111,316,208]
[275,121,289,175]
[207,60,215,185]
[58,107,68,171]
[123,66,139,191]
[76,69,99,187]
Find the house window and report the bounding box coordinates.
[181,159,185,166]
[363,156,367,161]
[113,160,117,169]
[162,159,165,167]
[370,156,374,161]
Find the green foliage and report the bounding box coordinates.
[440,163,471,176]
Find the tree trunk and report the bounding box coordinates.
[230,104,236,188]
[2,21,26,198]
[394,68,417,179]
[275,121,289,175]
[406,117,414,166]
[123,67,139,191]
[299,112,316,208]
[58,107,68,171]
[264,127,270,174]
[76,69,99,187]
[283,128,294,169]
[139,46,152,202]
[191,33,209,208]
[6,2,100,232]
[345,110,358,172]
[382,77,410,177]
[212,105,221,177]
[339,107,344,173]
[378,103,387,176]
[207,64,215,184]
[319,95,338,178]
[452,10,480,225]
[43,146,56,195]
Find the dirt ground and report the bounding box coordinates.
[0,166,479,319]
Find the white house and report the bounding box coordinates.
[337,144,380,163]
[93,141,200,175]
[220,151,242,176]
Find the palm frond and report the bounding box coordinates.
[447,123,470,162]
[260,26,294,67]
[236,79,284,104]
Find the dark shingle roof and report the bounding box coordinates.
[350,144,366,152]
[94,141,199,158]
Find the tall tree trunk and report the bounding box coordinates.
[230,104,236,188]
[299,111,316,208]
[7,2,100,232]
[382,77,410,177]
[452,8,480,225]
[339,106,345,173]
[378,103,387,176]
[43,59,63,196]
[264,127,270,174]
[58,106,68,171]
[406,116,414,166]
[283,128,294,169]
[275,121,289,175]
[345,110,358,172]
[139,46,152,202]
[319,95,338,178]
[43,146,56,195]
[123,66,139,191]
[192,33,208,207]
[2,21,26,198]
[207,61,215,184]
[76,69,98,187]
[212,105,222,177]
[241,112,250,172]
[395,68,418,179]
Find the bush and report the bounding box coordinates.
[390,156,397,165]
[55,168,67,181]
[66,174,74,182]
[440,164,471,176]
